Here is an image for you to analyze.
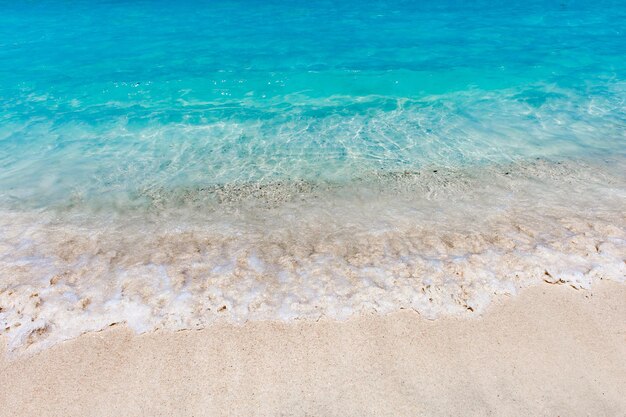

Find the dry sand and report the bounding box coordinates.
[1,281,625,417]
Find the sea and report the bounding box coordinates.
[1,0,625,353]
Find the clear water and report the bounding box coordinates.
[1,0,625,353]
[1,0,625,205]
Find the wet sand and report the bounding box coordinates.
[1,281,625,417]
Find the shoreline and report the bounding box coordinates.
[2,280,625,416]
[2,156,625,354]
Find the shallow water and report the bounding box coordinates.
[1,0,625,353]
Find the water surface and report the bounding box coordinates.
[0,0,625,353]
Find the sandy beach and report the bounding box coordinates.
[1,280,624,417]
[2,1,626,416]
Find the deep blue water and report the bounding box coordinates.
[1,0,625,206]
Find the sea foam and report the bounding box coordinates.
[1,158,624,354]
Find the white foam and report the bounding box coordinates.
[0,158,625,355]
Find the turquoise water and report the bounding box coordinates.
[1,0,625,207]
[1,1,626,353]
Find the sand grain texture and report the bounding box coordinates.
[1,281,625,417]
